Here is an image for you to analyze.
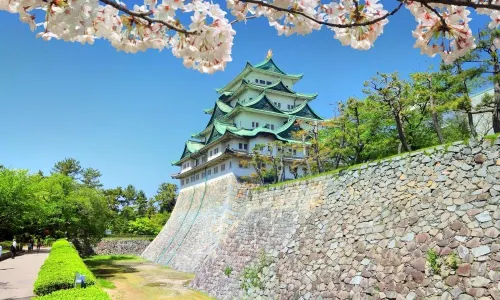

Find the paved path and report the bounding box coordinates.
[0,249,50,300]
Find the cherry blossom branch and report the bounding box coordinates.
[238,0,404,28]
[98,0,194,34]
[419,0,500,10]
[421,2,448,30]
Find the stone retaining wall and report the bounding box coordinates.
[93,238,151,256]
[146,138,500,300]
[142,174,242,272]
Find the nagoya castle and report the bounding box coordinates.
[173,51,323,188]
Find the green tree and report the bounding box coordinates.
[81,167,103,189]
[364,72,412,152]
[52,158,82,179]
[122,184,137,207]
[135,190,148,217]
[0,169,39,235]
[127,217,162,235]
[472,28,500,133]
[103,187,123,212]
[154,183,177,213]
[440,53,485,137]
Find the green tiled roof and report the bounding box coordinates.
[194,93,322,139]
[223,79,317,101]
[216,59,303,95]
[179,140,205,161]
[226,93,323,120]
[252,58,303,78]
[173,117,306,165]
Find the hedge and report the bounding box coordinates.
[34,239,97,296]
[35,286,110,300]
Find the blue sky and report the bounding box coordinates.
[0,5,491,197]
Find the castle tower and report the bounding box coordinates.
[172,55,323,188]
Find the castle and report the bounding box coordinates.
[172,52,323,188]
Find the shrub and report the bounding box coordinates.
[126,217,162,235]
[446,252,460,270]
[224,266,233,277]
[35,286,110,300]
[426,249,441,274]
[240,250,271,293]
[34,239,97,296]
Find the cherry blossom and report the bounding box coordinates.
[323,0,388,50]
[408,2,475,64]
[1,0,500,73]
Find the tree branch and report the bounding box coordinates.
[99,0,193,34]
[238,0,404,28]
[470,108,499,114]
[421,2,448,30]
[418,0,500,10]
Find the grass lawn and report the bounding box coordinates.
[84,255,213,300]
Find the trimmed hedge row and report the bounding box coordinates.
[35,286,110,300]
[34,239,97,296]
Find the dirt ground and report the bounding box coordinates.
[85,255,214,300]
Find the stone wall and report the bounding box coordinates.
[145,139,500,300]
[142,174,242,273]
[92,238,151,256]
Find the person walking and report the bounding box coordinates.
[11,238,17,259]
[36,238,42,253]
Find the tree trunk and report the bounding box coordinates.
[430,95,444,144]
[353,105,363,163]
[302,136,312,175]
[493,78,500,133]
[394,112,411,152]
[334,154,342,169]
[313,122,323,173]
[467,111,477,138]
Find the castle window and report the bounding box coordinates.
[196,174,199,180]
[221,163,225,171]
[181,179,184,185]
[266,81,272,85]
[274,102,281,108]
[191,175,195,182]
[209,150,212,156]
[202,156,207,163]
[259,80,265,84]
[255,79,258,83]
[207,169,211,176]
[229,161,232,169]
[186,178,189,183]
[214,147,219,155]
[214,166,218,174]
[252,122,259,128]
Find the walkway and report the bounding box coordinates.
[0,249,50,300]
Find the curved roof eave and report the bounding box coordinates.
[288,102,324,120]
